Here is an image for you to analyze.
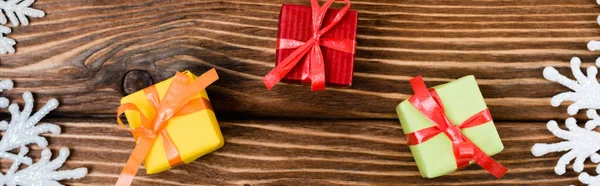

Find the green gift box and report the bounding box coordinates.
[396,75,505,178]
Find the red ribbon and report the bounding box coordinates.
[405,76,507,178]
[263,0,356,91]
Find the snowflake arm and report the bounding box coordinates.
[0,79,13,108]
[0,25,15,54]
[531,118,600,175]
[0,0,44,26]
[542,57,600,115]
[585,110,600,130]
[0,92,60,154]
[589,15,600,66]
[588,40,600,52]
[0,147,87,186]
[580,164,600,186]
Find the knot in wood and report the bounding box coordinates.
[122,70,154,95]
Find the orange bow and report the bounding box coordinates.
[115,69,219,186]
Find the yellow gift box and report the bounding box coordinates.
[120,70,224,174]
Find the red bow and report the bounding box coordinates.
[263,0,356,91]
[406,76,507,178]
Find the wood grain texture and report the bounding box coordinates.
[24,119,580,186]
[0,0,596,120]
[0,0,596,185]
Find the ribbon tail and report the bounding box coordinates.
[173,69,219,111]
[301,49,312,82]
[174,97,213,117]
[264,39,316,90]
[310,0,333,31]
[116,136,155,186]
[310,45,326,91]
[408,76,453,130]
[157,72,193,116]
[473,146,508,178]
[316,0,351,35]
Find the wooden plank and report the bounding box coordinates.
[0,0,597,120]
[20,119,583,185]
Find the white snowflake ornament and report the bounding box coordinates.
[532,119,600,175]
[0,0,44,54]
[0,80,87,185]
[535,58,600,186]
[542,57,600,115]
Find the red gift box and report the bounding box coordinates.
[264,1,357,91]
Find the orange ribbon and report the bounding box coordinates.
[115,69,219,186]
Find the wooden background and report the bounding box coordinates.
[0,0,598,185]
